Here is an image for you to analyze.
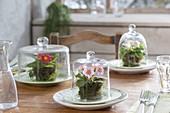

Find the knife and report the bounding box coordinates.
[146,93,160,113]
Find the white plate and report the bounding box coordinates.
[109,59,156,74]
[14,72,71,86]
[53,88,128,110]
[61,88,121,105]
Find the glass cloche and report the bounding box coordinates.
[118,24,148,67]
[72,51,110,101]
[18,37,70,81]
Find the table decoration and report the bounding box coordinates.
[26,53,60,81]
[72,51,110,101]
[14,72,71,86]
[75,63,105,100]
[60,87,121,105]
[109,59,156,74]
[53,87,128,110]
[119,40,145,67]
[16,37,71,83]
[118,24,148,67]
[51,51,128,110]
[10,56,71,86]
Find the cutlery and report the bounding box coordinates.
[146,93,160,113]
[136,90,149,113]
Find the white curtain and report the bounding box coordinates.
[0,0,31,59]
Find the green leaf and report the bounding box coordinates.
[75,73,82,78]
[51,54,59,63]
[76,79,87,87]
[28,70,34,78]
[140,43,145,49]
[55,63,62,67]
[27,62,36,67]
[47,71,59,81]
[93,77,104,81]
[45,65,55,68]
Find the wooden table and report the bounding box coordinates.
[4,55,160,113]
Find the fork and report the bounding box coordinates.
[136,90,149,113]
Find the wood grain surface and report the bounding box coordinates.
[4,66,159,113]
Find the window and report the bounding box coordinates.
[63,0,170,14]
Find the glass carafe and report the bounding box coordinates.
[0,40,18,110]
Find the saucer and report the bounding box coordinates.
[14,71,71,86]
[109,59,156,74]
[60,88,121,105]
[53,88,128,110]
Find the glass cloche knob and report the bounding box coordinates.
[86,51,95,60]
[128,24,136,33]
[37,37,49,47]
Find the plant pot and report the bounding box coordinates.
[78,81,103,100]
[122,54,143,67]
[31,66,58,81]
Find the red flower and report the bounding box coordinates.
[37,54,43,59]
[37,54,53,63]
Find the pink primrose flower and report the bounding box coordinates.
[78,64,87,72]
[83,67,95,78]
[92,63,99,72]
[96,65,104,75]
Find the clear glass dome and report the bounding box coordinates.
[118,24,148,67]
[18,37,70,81]
[72,51,110,101]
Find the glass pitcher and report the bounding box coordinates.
[0,40,18,110]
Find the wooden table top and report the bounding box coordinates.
[4,55,160,113]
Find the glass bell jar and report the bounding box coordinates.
[72,51,110,102]
[18,37,70,81]
[118,24,148,67]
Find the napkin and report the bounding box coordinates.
[127,92,170,113]
[9,55,18,67]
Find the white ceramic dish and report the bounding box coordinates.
[53,88,128,110]
[109,59,156,74]
[14,72,71,86]
[60,88,121,105]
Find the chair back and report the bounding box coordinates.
[49,30,122,59]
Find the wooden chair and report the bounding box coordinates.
[49,30,122,59]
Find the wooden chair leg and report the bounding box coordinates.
[114,33,122,59]
[49,32,60,44]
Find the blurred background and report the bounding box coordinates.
[0,0,170,59]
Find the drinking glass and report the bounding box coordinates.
[91,0,106,15]
[156,55,170,93]
[110,0,125,17]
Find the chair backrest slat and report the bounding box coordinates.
[49,30,122,59]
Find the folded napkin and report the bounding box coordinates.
[9,55,18,67]
[127,92,170,113]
